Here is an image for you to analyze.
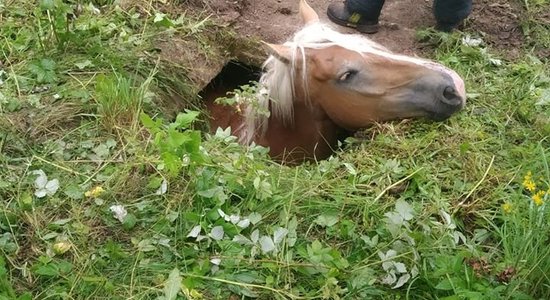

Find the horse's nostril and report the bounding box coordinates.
[443,86,456,100]
[442,86,461,106]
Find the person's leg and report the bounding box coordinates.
[327,0,385,34]
[346,0,385,22]
[433,0,472,31]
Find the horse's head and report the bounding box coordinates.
[261,0,466,131]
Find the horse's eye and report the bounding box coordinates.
[338,70,358,82]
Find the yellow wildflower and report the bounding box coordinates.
[522,172,536,192]
[85,186,105,198]
[502,202,512,214]
[532,190,545,206]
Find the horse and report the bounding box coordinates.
[205,0,466,163]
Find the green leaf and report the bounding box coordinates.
[0,232,18,253]
[314,213,339,227]
[232,271,262,283]
[74,60,93,70]
[122,213,137,230]
[166,211,179,223]
[18,193,33,211]
[137,239,156,252]
[40,58,55,71]
[163,268,182,300]
[64,185,83,200]
[167,130,191,148]
[185,131,202,154]
[29,59,57,83]
[232,234,253,245]
[259,236,275,253]
[93,143,110,158]
[161,152,181,176]
[41,232,58,240]
[153,13,174,28]
[49,218,71,227]
[140,112,159,132]
[536,88,550,105]
[34,264,59,277]
[287,216,298,247]
[147,176,164,190]
[248,212,262,225]
[17,293,32,300]
[173,110,200,129]
[197,186,222,199]
[350,268,377,289]
[57,260,73,274]
[40,0,54,10]
[273,227,288,244]
[105,139,117,148]
[227,285,258,298]
[395,200,414,221]
[435,278,454,291]
[343,162,357,175]
[154,13,166,23]
[209,226,224,241]
[33,260,71,278]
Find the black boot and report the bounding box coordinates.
[327,2,382,34]
[433,0,472,32]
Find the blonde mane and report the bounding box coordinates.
[240,22,390,144]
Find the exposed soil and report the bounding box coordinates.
[468,0,525,58]
[198,0,525,55]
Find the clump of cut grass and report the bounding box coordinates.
[94,70,155,133]
[5,102,83,140]
[521,0,550,51]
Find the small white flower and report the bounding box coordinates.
[32,170,59,198]
[210,257,221,265]
[155,180,168,195]
[489,58,502,66]
[462,35,483,47]
[109,205,127,222]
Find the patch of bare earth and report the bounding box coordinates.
[188,0,529,55]
[469,0,525,59]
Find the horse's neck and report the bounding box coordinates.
[258,101,346,162]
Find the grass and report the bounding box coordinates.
[1,0,549,299]
[94,70,155,133]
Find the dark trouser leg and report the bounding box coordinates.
[346,0,386,22]
[326,0,386,33]
[433,0,473,31]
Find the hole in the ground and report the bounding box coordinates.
[199,60,262,103]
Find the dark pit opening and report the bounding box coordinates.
[199,60,262,102]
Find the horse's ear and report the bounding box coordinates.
[262,42,292,64]
[299,0,319,24]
